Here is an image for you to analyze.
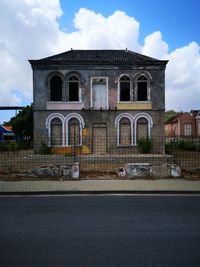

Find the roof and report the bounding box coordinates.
[165,112,197,124]
[29,49,168,66]
[165,115,180,124]
[0,125,13,134]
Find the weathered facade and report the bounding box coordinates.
[29,49,168,154]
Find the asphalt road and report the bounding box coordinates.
[0,195,200,266]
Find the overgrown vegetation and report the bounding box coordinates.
[137,138,152,153]
[40,142,51,154]
[165,140,200,153]
[9,104,33,141]
[0,140,31,151]
[165,110,178,122]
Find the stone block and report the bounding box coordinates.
[125,163,152,178]
[170,164,181,177]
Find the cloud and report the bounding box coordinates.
[0,0,62,106]
[165,42,200,110]
[0,0,200,115]
[142,31,169,59]
[56,8,141,52]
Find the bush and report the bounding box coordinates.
[0,142,8,151]
[176,140,196,151]
[138,138,152,153]
[165,142,174,154]
[40,142,51,154]
[65,152,73,157]
[165,139,199,152]
[0,141,18,151]
[7,141,18,151]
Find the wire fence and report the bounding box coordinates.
[0,135,200,177]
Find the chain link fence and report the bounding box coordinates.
[0,135,199,177]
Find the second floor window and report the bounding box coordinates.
[50,75,62,101]
[119,76,131,101]
[68,76,79,101]
[137,75,148,101]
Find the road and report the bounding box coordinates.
[0,195,200,266]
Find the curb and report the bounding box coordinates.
[1,190,200,195]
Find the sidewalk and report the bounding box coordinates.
[1,179,200,193]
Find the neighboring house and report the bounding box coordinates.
[29,49,168,154]
[191,110,200,137]
[165,112,196,138]
[0,125,15,141]
[196,111,200,137]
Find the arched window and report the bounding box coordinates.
[66,113,85,146]
[137,75,148,101]
[68,118,80,146]
[68,76,79,101]
[137,118,148,141]
[119,75,131,101]
[50,118,62,146]
[119,118,131,146]
[50,75,62,101]
[115,113,134,146]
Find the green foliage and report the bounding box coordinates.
[0,142,8,151]
[40,142,51,154]
[165,140,199,153]
[176,140,196,151]
[165,142,174,154]
[65,152,73,157]
[9,104,33,140]
[165,110,178,122]
[138,138,152,153]
[0,141,18,151]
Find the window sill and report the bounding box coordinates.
[117,145,135,148]
[116,102,152,110]
[47,102,83,110]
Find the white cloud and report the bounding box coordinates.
[0,0,200,118]
[0,0,62,107]
[142,31,169,59]
[56,8,141,51]
[165,42,200,110]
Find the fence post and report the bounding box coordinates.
[73,123,76,163]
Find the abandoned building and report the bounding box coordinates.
[29,49,168,155]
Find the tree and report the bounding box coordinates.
[165,110,178,122]
[10,104,33,140]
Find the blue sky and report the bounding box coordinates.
[0,0,200,123]
[59,0,200,51]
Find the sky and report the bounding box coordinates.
[0,0,200,123]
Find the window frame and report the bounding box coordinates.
[67,75,80,102]
[135,74,150,102]
[49,74,63,102]
[184,123,192,136]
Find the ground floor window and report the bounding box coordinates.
[184,123,192,136]
[137,118,148,141]
[46,113,84,147]
[198,122,200,136]
[50,118,62,146]
[119,118,131,146]
[115,112,153,146]
[68,118,80,146]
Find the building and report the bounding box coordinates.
[191,110,200,137]
[165,112,199,138]
[0,125,15,141]
[29,49,168,154]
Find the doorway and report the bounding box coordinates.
[93,126,107,154]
